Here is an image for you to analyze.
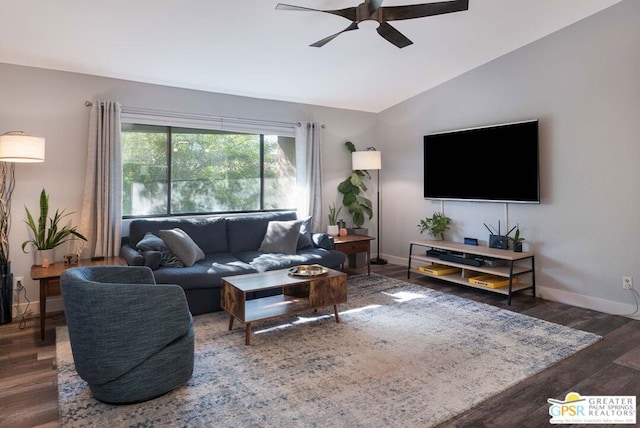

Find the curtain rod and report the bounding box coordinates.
[84,101,318,128]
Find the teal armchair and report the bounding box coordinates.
[61,266,194,404]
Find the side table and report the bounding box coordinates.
[333,234,375,275]
[31,256,126,340]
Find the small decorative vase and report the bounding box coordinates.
[339,228,348,237]
[34,249,55,266]
[327,225,339,236]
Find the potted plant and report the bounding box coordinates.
[509,227,525,252]
[327,203,341,236]
[338,141,373,229]
[21,188,87,265]
[417,212,452,240]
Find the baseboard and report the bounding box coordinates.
[536,286,640,320]
[390,254,640,321]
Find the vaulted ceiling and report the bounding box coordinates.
[0,0,623,112]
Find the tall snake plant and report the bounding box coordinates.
[21,188,87,252]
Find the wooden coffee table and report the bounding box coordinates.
[221,267,347,345]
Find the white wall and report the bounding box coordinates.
[378,0,640,317]
[0,64,379,314]
[2,0,637,319]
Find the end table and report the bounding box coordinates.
[31,256,126,340]
[332,234,375,275]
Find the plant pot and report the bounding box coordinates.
[34,249,55,266]
[327,225,339,236]
[512,242,523,252]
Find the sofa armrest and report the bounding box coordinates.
[120,244,143,266]
[312,233,335,250]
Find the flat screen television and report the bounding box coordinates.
[423,120,540,203]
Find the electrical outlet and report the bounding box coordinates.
[623,276,633,290]
[15,276,24,287]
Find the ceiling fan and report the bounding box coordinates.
[275,0,469,48]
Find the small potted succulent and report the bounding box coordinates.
[510,227,525,252]
[417,212,452,240]
[327,202,341,236]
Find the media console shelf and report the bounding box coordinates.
[408,239,535,304]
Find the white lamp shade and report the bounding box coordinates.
[352,150,381,170]
[0,132,45,162]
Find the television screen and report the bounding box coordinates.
[423,120,540,203]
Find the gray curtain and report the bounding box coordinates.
[76,101,122,257]
[296,122,323,231]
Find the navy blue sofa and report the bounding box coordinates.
[120,212,346,315]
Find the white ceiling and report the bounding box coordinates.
[0,0,623,113]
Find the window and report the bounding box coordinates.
[122,124,297,217]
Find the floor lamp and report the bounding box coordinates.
[0,131,46,324]
[352,148,387,265]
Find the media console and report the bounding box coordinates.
[407,239,535,304]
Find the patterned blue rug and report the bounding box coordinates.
[57,274,601,427]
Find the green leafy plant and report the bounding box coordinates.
[328,202,342,226]
[338,141,373,227]
[21,188,87,252]
[417,212,452,240]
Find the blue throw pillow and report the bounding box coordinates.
[296,216,314,250]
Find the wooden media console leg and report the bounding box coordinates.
[333,305,340,323]
[228,315,234,330]
[245,322,252,345]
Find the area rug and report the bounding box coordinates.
[57,274,601,427]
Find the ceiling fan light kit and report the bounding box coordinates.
[276,0,469,48]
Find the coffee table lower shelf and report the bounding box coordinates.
[221,268,347,345]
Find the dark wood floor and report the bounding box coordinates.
[1,263,638,428]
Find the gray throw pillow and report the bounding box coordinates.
[159,228,205,267]
[136,232,184,268]
[296,216,314,250]
[259,220,302,255]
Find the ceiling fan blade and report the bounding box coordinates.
[276,3,357,21]
[310,22,359,47]
[382,0,468,21]
[376,21,413,48]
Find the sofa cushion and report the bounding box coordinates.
[296,216,314,250]
[159,228,206,267]
[226,212,298,253]
[259,220,301,255]
[129,217,228,254]
[235,248,347,272]
[136,232,184,268]
[151,253,256,291]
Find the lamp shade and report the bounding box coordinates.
[352,150,381,170]
[0,131,45,162]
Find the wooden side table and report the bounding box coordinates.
[31,256,126,340]
[333,234,375,275]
